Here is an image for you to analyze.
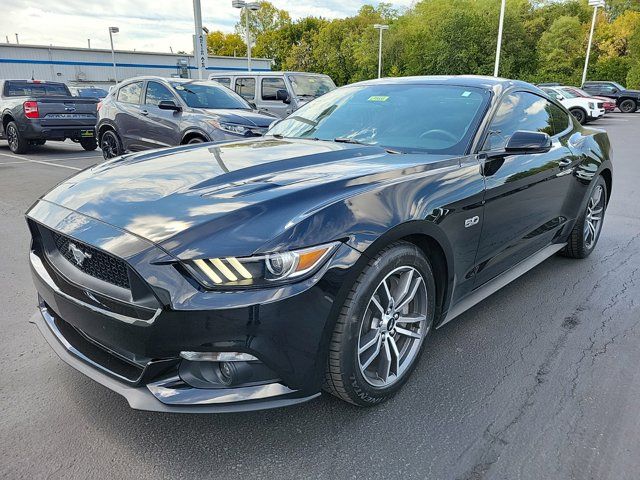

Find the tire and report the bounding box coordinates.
[80,138,98,151]
[561,176,607,259]
[618,99,637,114]
[569,108,586,124]
[100,129,123,160]
[186,136,205,144]
[6,121,29,154]
[324,241,436,406]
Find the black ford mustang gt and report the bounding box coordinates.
[27,76,612,412]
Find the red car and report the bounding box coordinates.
[560,86,616,113]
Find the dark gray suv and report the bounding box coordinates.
[97,76,277,159]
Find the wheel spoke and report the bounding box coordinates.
[370,295,385,316]
[377,337,392,382]
[591,207,603,215]
[396,313,427,324]
[381,279,393,309]
[396,276,423,311]
[388,336,401,376]
[591,187,602,207]
[359,330,380,354]
[393,269,414,308]
[395,326,421,339]
[360,334,383,370]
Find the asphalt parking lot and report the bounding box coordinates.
[1,113,639,480]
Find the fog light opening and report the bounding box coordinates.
[218,362,234,386]
[179,351,258,362]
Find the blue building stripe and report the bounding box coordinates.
[0,58,270,71]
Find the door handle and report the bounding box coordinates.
[558,158,572,168]
[140,110,149,116]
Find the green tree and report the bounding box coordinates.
[235,1,291,41]
[536,16,586,85]
[206,31,246,57]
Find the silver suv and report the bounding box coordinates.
[209,71,336,118]
[97,76,277,160]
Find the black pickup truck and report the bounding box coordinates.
[0,80,98,154]
[582,80,640,113]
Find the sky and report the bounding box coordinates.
[0,0,414,54]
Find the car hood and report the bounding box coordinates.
[202,108,275,126]
[40,138,455,258]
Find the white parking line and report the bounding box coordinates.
[35,154,102,162]
[0,151,82,170]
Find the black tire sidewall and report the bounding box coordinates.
[336,243,436,405]
[80,138,98,151]
[619,99,637,113]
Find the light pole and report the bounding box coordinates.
[493,0,506,77]
[373,24,389,79]
[582,0,605,86]
[232,0,261,71]
[108,27,119,83]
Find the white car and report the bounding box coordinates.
[541,86,605,124]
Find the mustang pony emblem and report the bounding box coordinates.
[68,243,92,267]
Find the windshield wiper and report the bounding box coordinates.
[333,137,403,154]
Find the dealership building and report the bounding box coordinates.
[0,43,271,87]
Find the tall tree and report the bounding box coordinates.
[206,31,246,57]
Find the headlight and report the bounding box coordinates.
[186,242,340,289]
[588,102,595,109]
[208,119,249,135]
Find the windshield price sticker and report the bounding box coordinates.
[368,96,389,102]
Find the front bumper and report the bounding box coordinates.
[588,107,606,120]
[30,306,319,413]
[26,202,360,412]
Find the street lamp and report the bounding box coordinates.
[493,0,506,77]
[582,0,606,86]
[232,0,261,71]
[373,24,389,79]
[108,26,119,83]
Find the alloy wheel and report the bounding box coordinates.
[101,133,118,159]
[584,184,604,249]
[572,109,585,124]
[7,124,18,151]
[357,266,428,387]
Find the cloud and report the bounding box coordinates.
[1,0,414,53]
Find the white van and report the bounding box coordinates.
[209,71,336,118]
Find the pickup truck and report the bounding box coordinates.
[582,81,640,113]
[0,80,98,154]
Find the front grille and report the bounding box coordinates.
[52,232,131,289]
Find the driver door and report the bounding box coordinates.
[141,81,182,148]
[473,91,577,287]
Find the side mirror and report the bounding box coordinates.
[276,89,291,104]
[485,131,552,159]
[158,100,181,111]
[505,131,551,153]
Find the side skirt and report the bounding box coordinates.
[438,243,566,328]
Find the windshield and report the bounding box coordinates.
[612,82,626,90]
[558,88,578,98]
[77,88,108,98]
[287,75,336,98]
[268,84,490,154]
[171,82,251,109]
[6,81,69,97]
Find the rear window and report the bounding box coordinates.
[5,81,70,97]
[212,77,231,88]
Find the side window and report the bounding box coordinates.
[601,84,617,94]
[235,77,256,100]
[549,102,570,135]
[212,77,231,88]
[261,77,286,101]
[145,81,175,106]
[484,92,554,151]
[117,82,143,104]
